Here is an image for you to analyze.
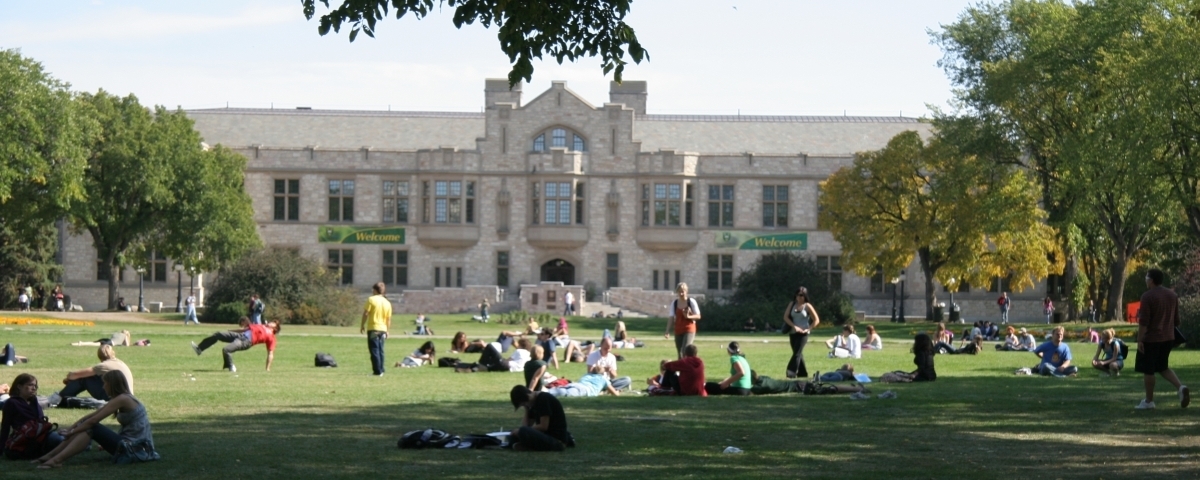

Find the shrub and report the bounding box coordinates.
[202,249,360,326]
[1180,295,1200,350]
[699,251,855,332]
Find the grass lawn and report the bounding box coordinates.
[1,313,1197,479]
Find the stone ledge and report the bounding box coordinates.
[635,229,699,251]
[526,225,589,249]
[415,224,481,248]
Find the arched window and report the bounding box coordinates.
[532,127,586,152]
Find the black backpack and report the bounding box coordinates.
[315,353,337,368]
[437,357,460,368]
[398,429,457,449]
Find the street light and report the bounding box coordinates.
[175,265,183,313]
[890,275,900,322]
[898,270,907,323]
[136,266,146,313]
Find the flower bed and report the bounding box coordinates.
[0,316,95,327]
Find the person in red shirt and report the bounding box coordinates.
[663,283,701,359]
[659,344,707,396]
[191,317,280,372]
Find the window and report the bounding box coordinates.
[382,180,410,223]
[147,251,168,283]
[641,182,693,227]
[654,269,681,291]
[434,266,463,288]
[708,184,735,227]
[943,280,970,293]
[817,255,842,291]
[606,253,619,288]
[532,127,587,152]
[870,267,897,294]
[96,248,125,282]
[327,249,353,285]
[327,179,355,222]
[423,180,475,224]
[273,179,300,221]
[1046,274,1066,297]
[707,255,733,290]
[762,185,789,227]
[382,250,408,287]
[497,251,510,288]
[532,181,584,225]
[989,275,1012,293]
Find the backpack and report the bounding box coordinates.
[437,357,460,368]
[315,353,337,367]
[1114,339,1128,360]
[398,429,457,449]
[60,397,106,409]
[4,417,56,456]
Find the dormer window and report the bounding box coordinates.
[532,127,587,152]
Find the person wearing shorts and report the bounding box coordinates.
[1134,269,1189,410]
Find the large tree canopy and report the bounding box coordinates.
[302,0,648,86]
[820,130,1061,319]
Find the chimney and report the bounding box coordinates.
[485,79,522,107]
[609,81,647,115]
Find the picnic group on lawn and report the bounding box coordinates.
[1,271,1191,458]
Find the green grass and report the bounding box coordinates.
[1,314,1196,479]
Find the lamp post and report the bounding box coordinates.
[890,275,900,322]
[898,270,907,323]
[136,266,146,313]
[175,267,183,313]
[948,277,956,312]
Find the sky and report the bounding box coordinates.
[0,0,983,117]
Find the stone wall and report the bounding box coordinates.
[394,285,501,316]
[519,282,586,316]
[606,287,706,318]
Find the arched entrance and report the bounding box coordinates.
[540,259,575,285]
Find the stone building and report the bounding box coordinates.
[56,79,1053,322]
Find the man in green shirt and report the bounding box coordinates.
[361,282,393,376]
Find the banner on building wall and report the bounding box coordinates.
[318,226,406,244]
[714,231,808,250]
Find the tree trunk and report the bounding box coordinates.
[1064,254,1078,320]
[1106,255,1129,322]
[918,248,937,321]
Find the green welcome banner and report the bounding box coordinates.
[715,231,808,250]
[319,226,406,244]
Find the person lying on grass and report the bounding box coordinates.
[749,370,868,395]
[32,370,158,469]
[397,341,436,368]
[546,373,620,397]
[456,338,531,373]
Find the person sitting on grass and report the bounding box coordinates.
[585,338,632,391]
[1084,327,1100,344]
[705,342,752,396]
[825,325,862,359]
[890,333,937,382]
[190,317,280,372]
[397,341,436,368]
[935,322,953,346]
[1091,328,1125,377]
[743,318,757,333]
[996,326,1021,351]
[32,370,158,469]
[1017,328,1037,351]
[954,336,985,355]
[509,385,572,452]
[862,325,883,351]
[749,370,868,395]
[2,374,63,460]
[611,321,643,348]
[524,346,550,392]
[534,329,560,370]
[1030,326,1078,377]
[51,344,134,405]
[650,344,707,396]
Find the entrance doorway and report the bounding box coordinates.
[540,259,575,285]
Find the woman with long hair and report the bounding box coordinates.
[398,341,437,367]
[1,374,63,460]
[33,370,158,468]
[782,287,820,378]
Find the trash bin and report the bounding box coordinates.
[1053,311,1066,323]
[933,305,945,322]
[949,306,961,323]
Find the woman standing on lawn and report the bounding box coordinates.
[783,287,820,379]
[1,374,63,460]
[33,370,158,468]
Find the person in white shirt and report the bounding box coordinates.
[825,325,862,359]
[585,338,632,390]
[562,291,575,316]
[183,294,199,325]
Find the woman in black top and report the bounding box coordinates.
[911,333,937,381]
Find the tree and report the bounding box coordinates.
[202,249,359,326]
[0,49,92,236]
[0,222,61,309]
[69,91,260,309]
[302,0,648,86]
[819,130,1061,319]
[698,251,854,331]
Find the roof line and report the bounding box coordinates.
[186,108,484,119]
[638,114,922,123]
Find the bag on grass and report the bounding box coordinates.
[112,438,160,464]
[880,371,914,383]
[4,417,56,456]
[437,357,460,368]
[399,429,457,449]
[60,397,106,409]
[315,353,338,367]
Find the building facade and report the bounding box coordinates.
[57,80,1052,321]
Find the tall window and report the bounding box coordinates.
[328,249,353,285]
[654,269,680,291]
[990,275,1012,293]
[870,266,896,294]
[708,184,735,227]
[423,180,475,224]
[328,179,355,222]
[532,127,586,152]
[434,266,463,287]
[1046,274,1066,297]
[606,253,619,288]
[274,179,300,221]
[762,185,788,227]
[817,255,842,291]
[382,250,407,287]
[147,251,168,283]
[382,180,409,223]
[496,251,510,288]
[532,181,584,225]
[707,254,733,290]
[642,182,693,227]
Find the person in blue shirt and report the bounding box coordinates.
[1032,326,1077,377]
